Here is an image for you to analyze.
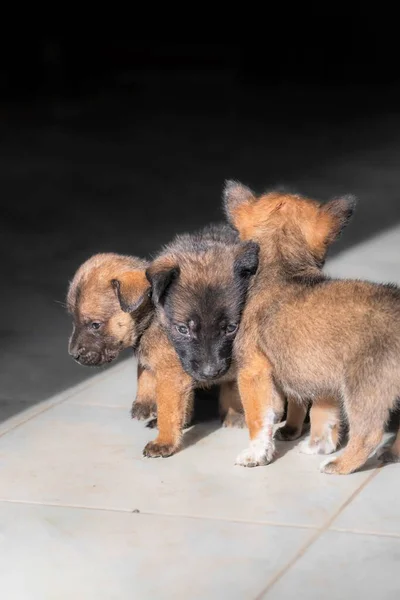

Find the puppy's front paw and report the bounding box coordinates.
[235,441,275,468]
[320,456,349,474]
[221,411,246,429]
[320,457,337,473]
[143,441,177,458]
[131,400,157,421]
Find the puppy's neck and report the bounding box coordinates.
[256,231,327,289]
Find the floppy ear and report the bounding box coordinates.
[234,240,259,278]
[321,195,357,243]
[111,270,150,313]
[223,180,255,222]
[146,258,180,306]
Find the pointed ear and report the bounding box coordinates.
[146,258,180,306]
[321,195,357,243]
[234,240,259,278]
[111,270,150,313]
[223,180,255,223]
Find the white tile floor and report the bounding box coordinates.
[1,227,400,599]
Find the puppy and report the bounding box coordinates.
[114,223,259,457]
[67,253,157,420]
[224,181,400,474]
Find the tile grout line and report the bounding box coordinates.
[0,498,317,529]
[329,526,400,539]
[2,496,397,539]
[0,361,129,439]
[254,467,382,600]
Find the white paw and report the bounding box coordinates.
[236,411,277,467]
[298,437,319,454]
[319,456,337,473]
[298,434,337,455]
[235,442,275,468]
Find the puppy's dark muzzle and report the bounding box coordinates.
[71,350,102,366]
[196,363,229,381]
[70,348,119,367]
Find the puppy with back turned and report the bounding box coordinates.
[224,181,400,474]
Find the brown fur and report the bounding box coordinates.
[219,381,244,428]
[224,181,400,474]
[67,253,157,419]
[307,400,341,453]
[137,318,195,456]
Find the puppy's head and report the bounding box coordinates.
[223,180,356,270]
[146,241,259,382]
[67,253,151,366]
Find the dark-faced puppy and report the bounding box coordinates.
[67,253,157,420]
[130,223,258,457]
[224,180,400,474]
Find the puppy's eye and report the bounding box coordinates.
[226,323,238,335]
[176,324,189,336]
[91,322,102,330]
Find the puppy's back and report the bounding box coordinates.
[158,222,239,259]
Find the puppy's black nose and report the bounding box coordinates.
[69,346,84,361]
[199,364,223,379]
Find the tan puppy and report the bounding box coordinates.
[67,253,157,420]
[224,181,400,474]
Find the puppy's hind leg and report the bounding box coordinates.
[321,398,387,475]
[219,381,245,428]
[276,400,308,441]
[299,397,341,455]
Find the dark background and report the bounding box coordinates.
[1,32,400,420]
